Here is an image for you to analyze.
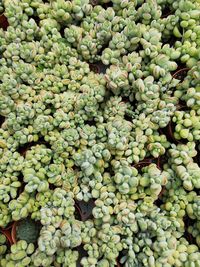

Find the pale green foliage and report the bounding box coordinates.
[0,0,200,265]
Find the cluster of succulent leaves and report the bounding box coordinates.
[0,0,200,266]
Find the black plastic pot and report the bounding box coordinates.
[89,63,101,74]
[133,158,161,170]
[161,6,172,18]
[89,62,108,74]
[0,14,8,30]
[0,226,13,245]
[173,68,190,82]
[76,244,88,267]
[75,199,95,221]
[157,156,166,170]
[133,158,154,170]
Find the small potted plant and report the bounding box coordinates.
[0,228,13,245]
[133,158,154,170]
[75,199,95,221]
[0,233,8,258]
[172,68,190,82]
[89,63,101,74]
[0,11,8,30]
[11,218,41,244]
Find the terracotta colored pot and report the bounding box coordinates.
[11,219,42,245]
[11,221,18,244]
[1,222,13,231]
[0,14,8,30]
[0,228,13,245]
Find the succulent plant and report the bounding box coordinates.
[0,0,200,265]
[15,218,41,244]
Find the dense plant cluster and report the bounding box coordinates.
[0,0,200,266]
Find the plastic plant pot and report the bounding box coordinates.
[166,121,178,143]
[11,222,17,244]
[173,68,190,82]
[161,7,172,18]
[184,217,196,244]
[0,115,5,127]
[0,228,13,245]
[76,244,88,267]
[0,14,8,30]
[167,103,189,144]
[161,12,172,18]
[158,186,166,199]
[133,158,154,170]
[11,219,41,244]
[18,139,50,156]
[97,61,108,74]
[194,152,200,166]
[75,199,95,221]
[89,63,101,74]
[166,117,188,145]
[159,104,188,144]
[159,122,180,145]
[75,203,82,221]
[157,156,166,170]
[134,159,162,198]
[1,223,13,232]
[89,62,108,74]
[176,104,187,111]
[90,0,99,6]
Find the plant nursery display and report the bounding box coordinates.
[0,0,200,266]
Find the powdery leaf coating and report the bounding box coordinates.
[0,0,200,266]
